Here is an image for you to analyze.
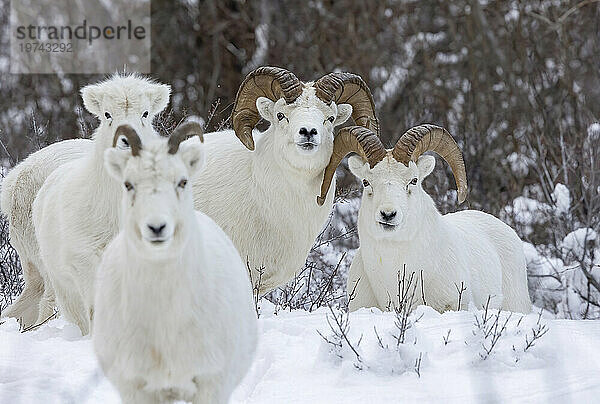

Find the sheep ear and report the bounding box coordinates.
[416,155,436,179]
[147,84,171,115]
[179,138,206,177]
[333,103,353,126]
[81,83,104,117]
[348,155,369,178]
[256,97,275,122]
[104,148,130,181]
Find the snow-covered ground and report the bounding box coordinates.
[1,304,599,404]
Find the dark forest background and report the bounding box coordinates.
[1,0,599,318]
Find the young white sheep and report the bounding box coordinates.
[94,123,256,404]
[1,74,170,329]
[0,139,92,327]
[318,125,532,313]
[32,74,170,334]
[194,66,379,292]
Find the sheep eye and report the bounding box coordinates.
[124,181,134,191]
[142,111,149,118]
[410,178,418,185]
[327,116,335,123]
[362,179,370,187]
[178,179,188,189]
[120,137,129,147]
[105,112,112,120]
[277,112,285,121]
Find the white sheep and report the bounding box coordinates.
[193,66,379,292]
[93,123,256,404]
[1,74,170,329]
[32,74,170,334]
[1,138,92,327]
[317,125,532,313]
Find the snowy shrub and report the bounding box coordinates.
[316,273,426,376]
[317,306,364,370]
[502,197,552,238]
[317,302,551,380]
[0,214,22,314]
[315,268,549,376]
[493,115,600,319]
[265,195,359,313]
[466,303,550,365]
[0,166,23,314]
[520,221,600,319]
[506,152,530,177]
[317,304,425,375]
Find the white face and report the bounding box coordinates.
[81,77,171,149]
[97,93,164,150]
[104,138,205,256]
[256,86,352,172]
[349,154,436,240]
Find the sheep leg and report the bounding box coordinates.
[347,250,379,311]
[115,382,159,404]
[36,283,57,325]
[192,376,229,404]
[2,260,44,328]
[52,279,89,335]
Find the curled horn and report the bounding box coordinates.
[231,66,303,151]
[168,121,204,154]
[112,125,142,156]
[317,126,386,206]
[392,124,468,203]
[314,72,380,135]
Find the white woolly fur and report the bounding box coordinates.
[30,74,171,334]
[0,138,93,327]
[94,136,256,404]
[193,83,353,292]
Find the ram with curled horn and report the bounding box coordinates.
[321,124,531,314]
[192,66,379,293]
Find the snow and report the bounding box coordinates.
[505,8,520,24]
[523,242,562,290]
[501,178,599,319]
[502,196,550,236]
[0,319,118,403]
[551,183,570,215]
[243,23,269,74]
[562,228,597,260]
[2,304,600,403]
[375,65,410,106]
[522,230,600,320]
[506,152,529,176]
[588,122,600,140]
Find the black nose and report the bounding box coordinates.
[380,211,397,221]
[299,127,318,137]
[148,223,166,236]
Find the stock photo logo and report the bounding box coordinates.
[10,0,151,74]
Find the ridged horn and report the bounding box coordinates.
[168,121,204,154]
[392,124,468,203]
[231,66,303,151]
[314,72,380,135]
[317,126,386,206]
[112,125,142,156]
